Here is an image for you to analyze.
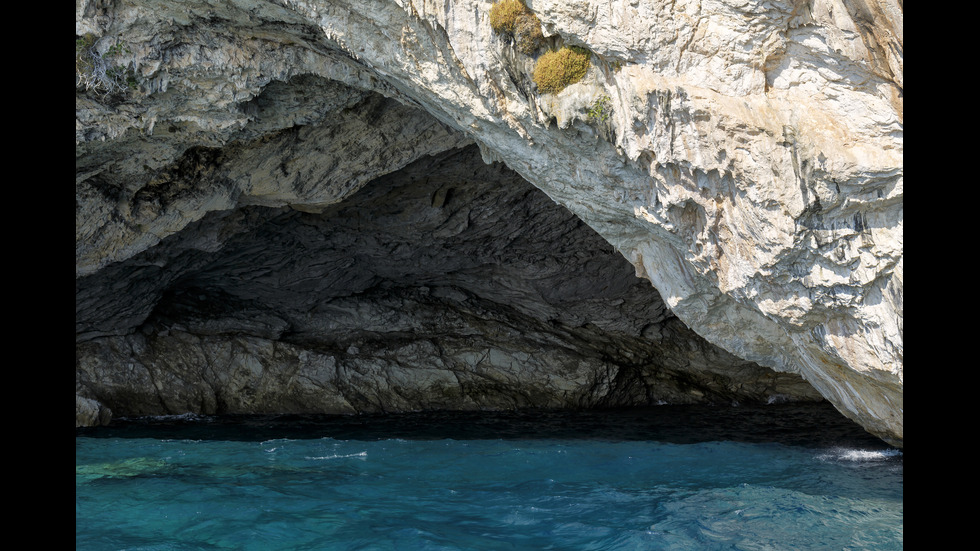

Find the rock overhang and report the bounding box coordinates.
[76,0,902,446]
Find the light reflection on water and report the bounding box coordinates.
[76,403,902,550]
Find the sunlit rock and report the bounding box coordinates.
[76,0,902,445]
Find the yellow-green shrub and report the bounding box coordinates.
[532,46,590,94]
[489,0,529,34]
[513,12,544,55]
[489,0,543,54]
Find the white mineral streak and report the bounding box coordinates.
[76,0,902,443]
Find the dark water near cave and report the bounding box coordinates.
[76,403,902,550]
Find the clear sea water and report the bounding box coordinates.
[76,403,903,550]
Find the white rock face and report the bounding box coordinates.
[76,395,112,427]
[76,0,902,444]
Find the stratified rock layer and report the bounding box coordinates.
[76,0,902,445]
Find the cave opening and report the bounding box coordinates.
[76,141,822,421]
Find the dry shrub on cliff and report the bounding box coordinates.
[513,13,544,55]
[489,0,543,54]
[533,46,590,94]
[76,33,138,96]
[489,0,526,33]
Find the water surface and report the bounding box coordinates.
[76,403,903,550]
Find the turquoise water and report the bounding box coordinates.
[76,404,903,550]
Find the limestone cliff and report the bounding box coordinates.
[75,0,902,446]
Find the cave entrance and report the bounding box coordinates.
[76,143,821,419]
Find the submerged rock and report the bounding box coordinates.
[76,394,112,427]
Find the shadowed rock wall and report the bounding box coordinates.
[77,145,821,418]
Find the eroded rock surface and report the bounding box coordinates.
[76,0,902,445]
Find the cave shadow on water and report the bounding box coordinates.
[75,401,894,451]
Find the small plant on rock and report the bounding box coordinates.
[532,46,590,94]
[489,0,543,55]
[588,95,612,123]
[76,33,139,96]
